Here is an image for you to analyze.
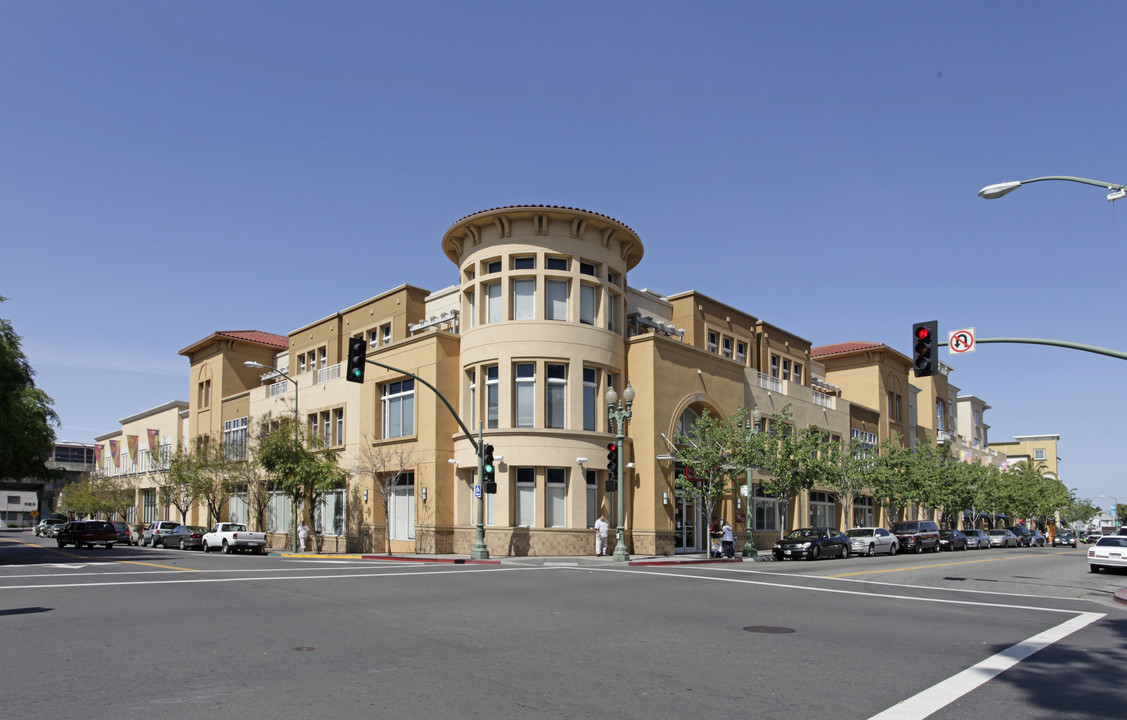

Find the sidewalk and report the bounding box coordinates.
[269,550,775,566]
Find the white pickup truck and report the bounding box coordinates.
[202,522,268,554]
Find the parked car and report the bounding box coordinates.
[36,518,66,537]
[1029,530,1046,547]
[1084,532,1103,544]
[44,521,66,538]
[845,527,898,556]
[773,527,850,561]
[1088,535,1127,573]
[1115,527,1127,536]
[202,522,268,554]
[987,529,1018,548]
[56,520,117,549]
[130,524,146,545]
[142,521,181,547]
[111,521,132,546]
[891,520,940,554]
[1007,525,1032,547]
[161,525,207,550]
[963,529,990,549]
[938,529,967,551]
[1053,531,1077,548]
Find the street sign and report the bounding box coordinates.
[474,484,482,499]
[948,327,976,354]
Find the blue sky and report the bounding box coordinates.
[2,2,1124,510]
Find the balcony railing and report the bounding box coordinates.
[268,380,290,398]
[317,363,341,384]
[812,389,834,408]
[757,372,782,392]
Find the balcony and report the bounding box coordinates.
[268,380,290,398]
[316,363,341,384]
[812,389,835,408]
[757,372,782,392]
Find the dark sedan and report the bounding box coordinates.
[939,529,967,551]
[161,525,208,550]
[1053,531,1078,548]
[773,527,850,561]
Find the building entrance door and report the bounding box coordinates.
[674,497,702,553]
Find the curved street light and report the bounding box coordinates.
[978,175,1127,202]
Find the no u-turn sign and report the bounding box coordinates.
[948,328,976,354]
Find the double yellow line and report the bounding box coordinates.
[4,536,197,572]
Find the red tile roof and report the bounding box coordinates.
[811,341,887,358]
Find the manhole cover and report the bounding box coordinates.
[293,647,316,652]
[743,626,795,634]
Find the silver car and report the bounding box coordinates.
[845,527,898,556]
[963,529,990,549]
[987,529,1018,548]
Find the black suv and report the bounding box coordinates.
[891,520,940,553]
[1007,525,1032,547]
[56,520,117,549]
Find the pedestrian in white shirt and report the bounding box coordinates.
[594,514,609,556]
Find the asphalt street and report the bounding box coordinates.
[2,532,1123,720]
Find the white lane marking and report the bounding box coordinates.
[0,561,435,580]
[0,565,519,590]
[611,567,1090,615]
[867,612,1104,719]
[710,565,1083,601]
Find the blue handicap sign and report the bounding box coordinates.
[474,484,482,499]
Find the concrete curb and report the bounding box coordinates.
[361,554,501,565]
[1114,588,1127,607]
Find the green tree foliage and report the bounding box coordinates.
[0,296,58,479]
[757,406,825,533]
[256,414,346,538]
[672,406,760,530]
[816,435,873,527]
[158,445,202,524]
[1062,497,1100,527]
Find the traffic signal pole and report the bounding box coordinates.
[940,337,1127,362]
[359,356,490,559]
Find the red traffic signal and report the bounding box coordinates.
[912,321,938,378]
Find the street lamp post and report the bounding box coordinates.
[742,407,762,558]
[979,175,1127,202]
[245,360,301,553]
[606,382,634,562]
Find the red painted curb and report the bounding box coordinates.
[629,558,744,567]
[361,555,500,565]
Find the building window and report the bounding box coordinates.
[546,364,566,429]
[316,489,345,537]
[753,486,777,531]
[381,325,392,346]
[486,282,502,323]
[583,367,598,432]
[546,257,568,271]
[468,370,476,429]
[198,379,211,409]
[793,363,803,384]
[546,279,568,321]
[223,416,248,460]
[607,271,619,286]
[722,337,733,359]
[586,469,597,528]
[513,278,535,320]
[580,261,597,277]
[546,468,566,528]
[382,379,416,438]
[467,474,495,526]
[607,293,617,333]
[782,359,791,381]
[736,342,747,364]
[486,366,499,429]
[515,467,536,527]
[298,354,307,374]
[142,489,157,524]
[579,284,596,325]
[487,259,502,274]
[707,331,719,354]
[888,392,901,423]
[367,328,380,350]
[853,496,875,528]
[1034,448,1047,461]
[333,408,344,446]
[809,491,835,527]
[515,363,535,428]
[770,355,780,378]
[466,289,475,329]
[514,256,535,270]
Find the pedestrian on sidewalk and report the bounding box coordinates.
[721,520,735,558]
[298,521,310,553]
[594,514,609,556]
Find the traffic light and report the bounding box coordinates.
[482,444,497,494]
[346,337,366,383]
[912,321,938,378]
[606,442,618,492]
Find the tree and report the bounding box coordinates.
[354,436,416,554]
[189,436,236,527]
[256,415,346,550]
[158,445,201,524]
[866,436,913,524]
[817,435,872,528]
[757,407,825,533]
[0,296,58,479]
[1062,497,1100,529]
[229,418,274,532]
